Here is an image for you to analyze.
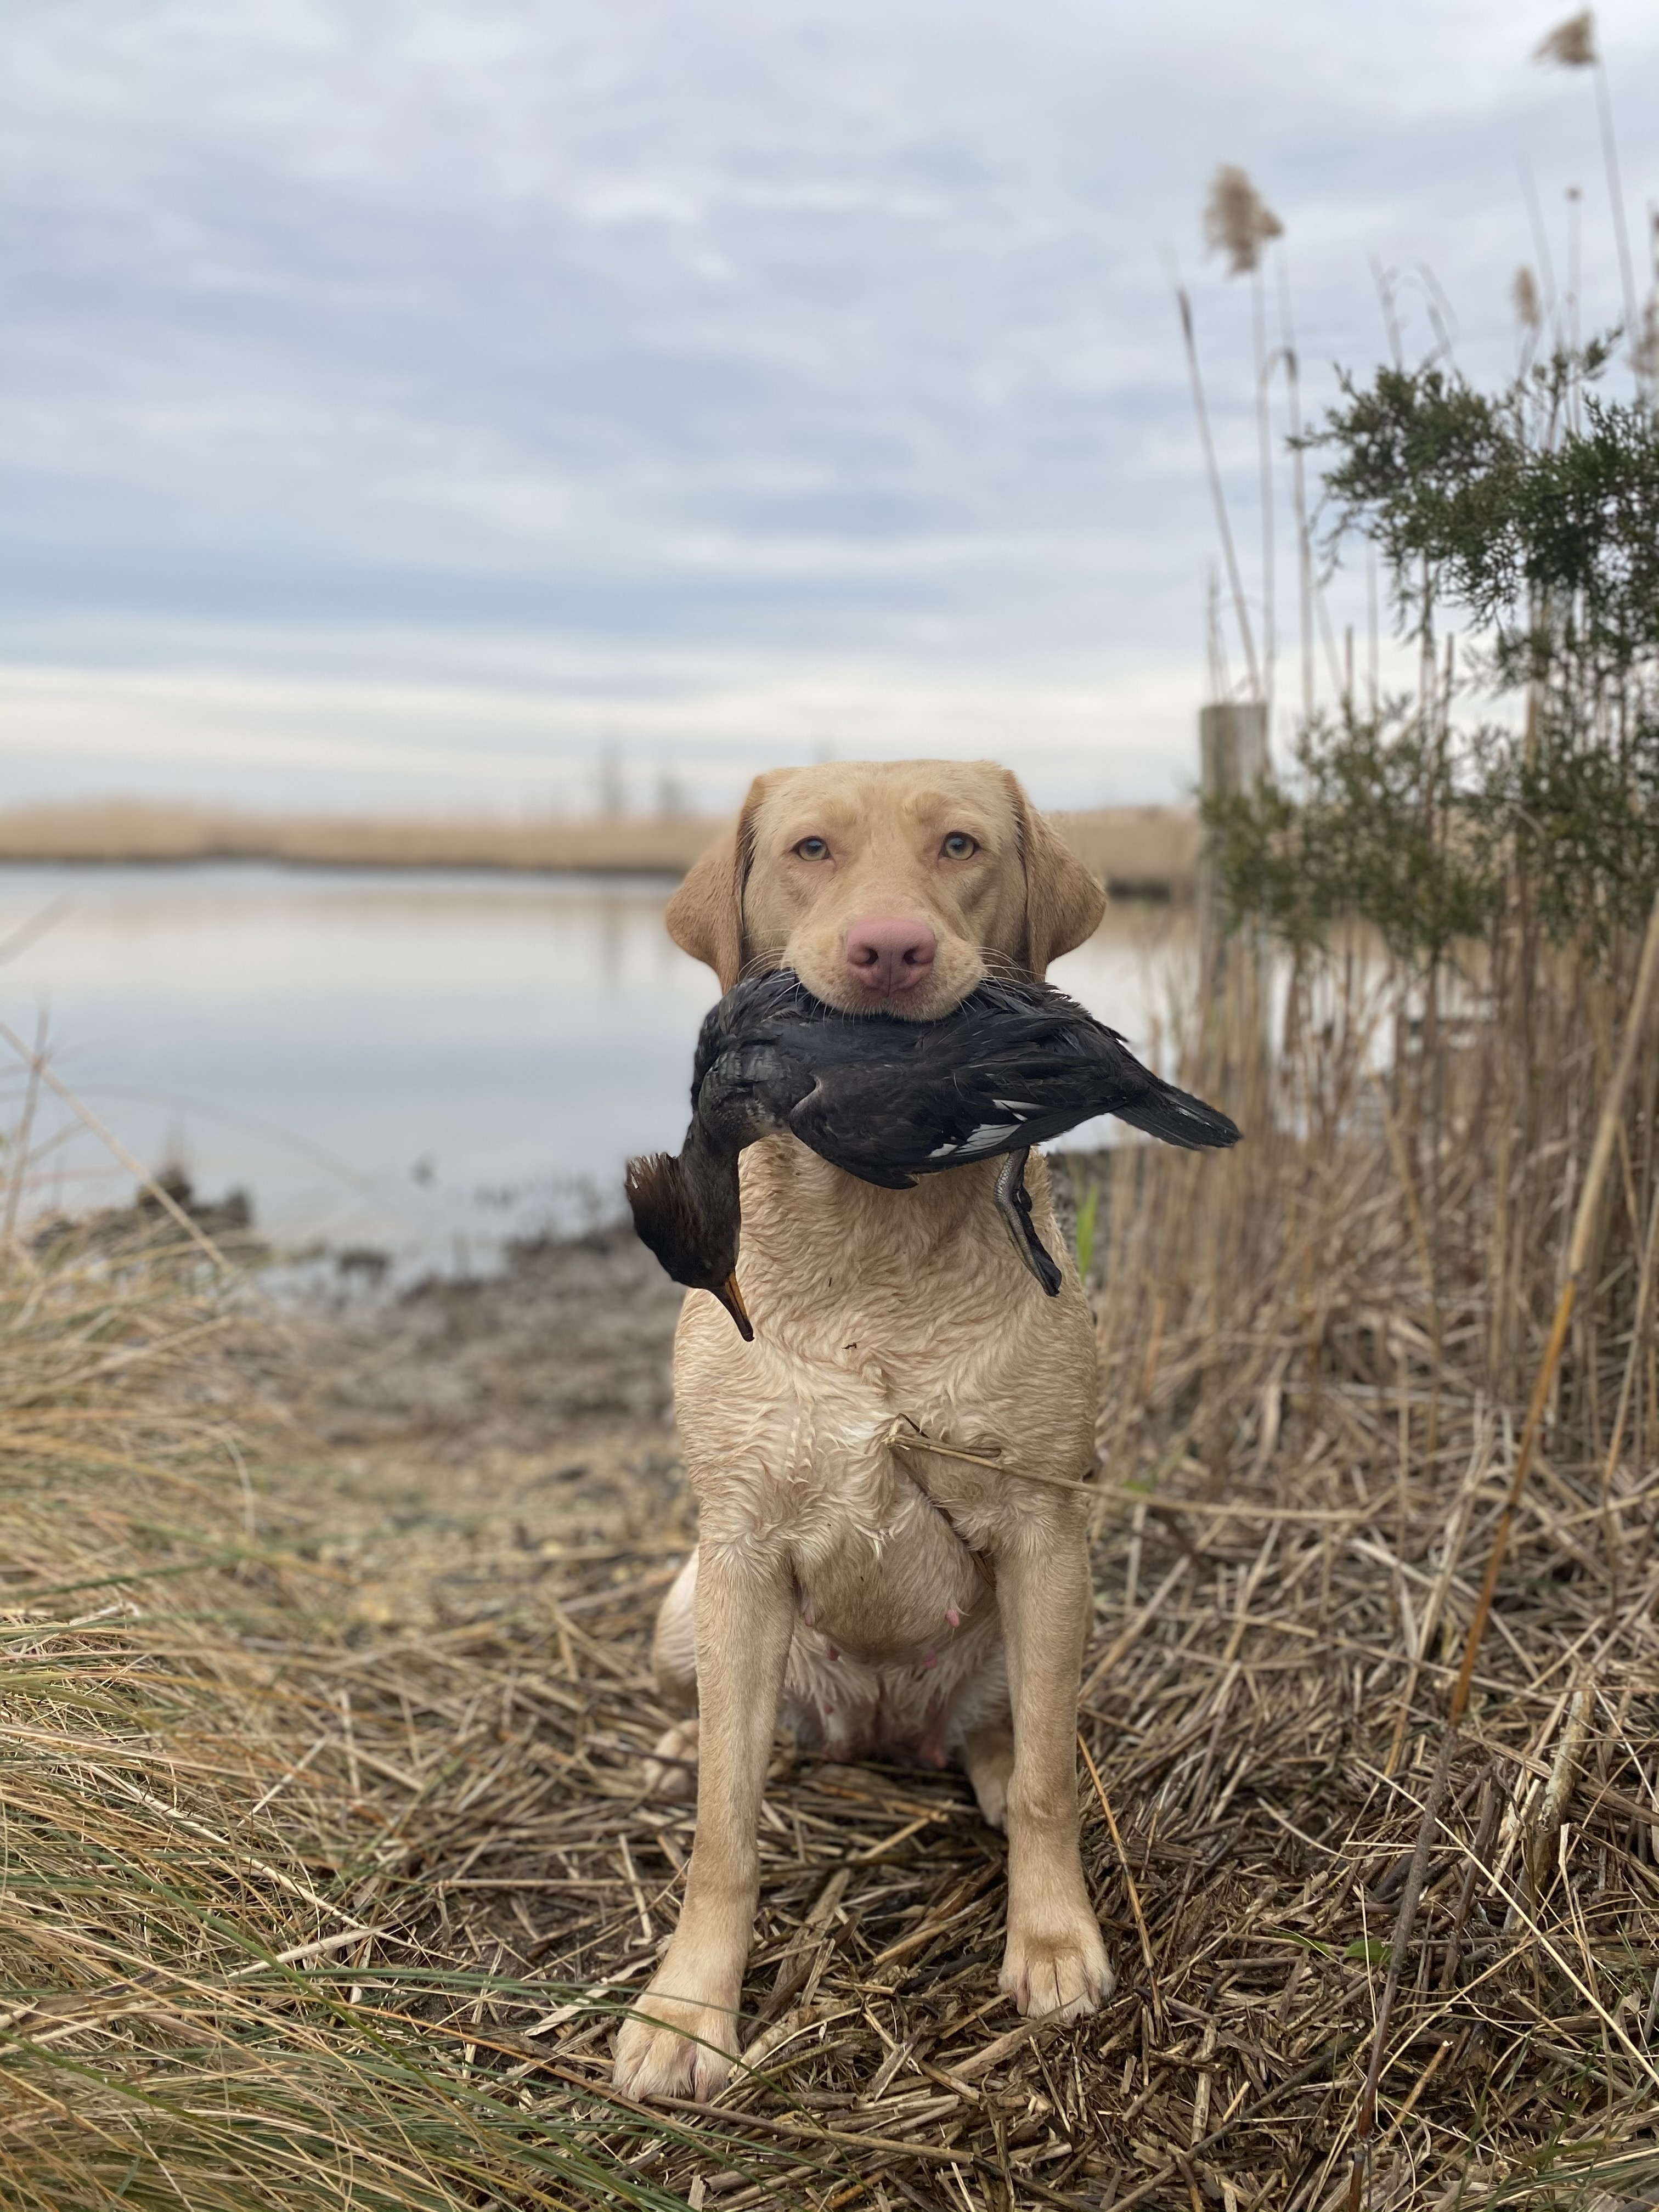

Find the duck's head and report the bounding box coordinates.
[624,1150,753,1340]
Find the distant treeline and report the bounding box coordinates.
[0,799,1198,896]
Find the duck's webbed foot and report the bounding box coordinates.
[994,1149,1062,1297]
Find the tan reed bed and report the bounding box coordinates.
[0,1221,789,2210]
[0,798,1197,896]
[4,923,1659,2209]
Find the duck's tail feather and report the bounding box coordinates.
[1115,1082,1242,1151]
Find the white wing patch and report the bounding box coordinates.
[924,1099,1048,1160]
[926,1121,1024,1159]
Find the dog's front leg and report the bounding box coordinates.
[613,1539,793,2100]
[996,1515,1115,2020]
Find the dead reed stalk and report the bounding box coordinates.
[1341,885,1659,2208]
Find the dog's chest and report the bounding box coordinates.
[673,1146,1096,1659]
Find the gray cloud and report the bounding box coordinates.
[1,0,1654,809]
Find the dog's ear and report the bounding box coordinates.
[1001,770,1107,978]
[665,775,770,989]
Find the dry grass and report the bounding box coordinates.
[5,922,1659,2210]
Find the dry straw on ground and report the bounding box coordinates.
[4,913,1659,2209]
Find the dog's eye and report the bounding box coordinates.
[793,836,831,861]
[941,832,978,860]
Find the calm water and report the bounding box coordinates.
[0,865,1195,1276]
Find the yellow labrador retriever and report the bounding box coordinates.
[613,758,1112,2100]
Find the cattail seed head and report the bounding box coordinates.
[1534,10,1596,67]
[1511,266,1542,330]
[1203,164,1284,278]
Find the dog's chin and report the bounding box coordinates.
[789,951,984,1023]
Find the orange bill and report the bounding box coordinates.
[712,1273,753,1341]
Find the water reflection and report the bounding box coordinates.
[0,864,1197,1274]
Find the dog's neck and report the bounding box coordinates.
[740,1130,1004,1229]
[731,1133,1052,1355]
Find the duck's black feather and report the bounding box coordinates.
[627,971,1240,1324]
[688,970,1239,1188]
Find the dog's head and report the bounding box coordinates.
[665,759,1105,1019]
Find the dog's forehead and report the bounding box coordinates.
[757,760,1016,844]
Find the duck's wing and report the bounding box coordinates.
[696,975,1242,1183]
[772,1014,947,1187]
[786,1064,928,1188]
[906,1037,1240,1164]
[861,1005,1141,1168]
[785,1021,1071,1182]
[805,991,1242,1173]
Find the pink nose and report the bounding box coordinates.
[844,915,938,996]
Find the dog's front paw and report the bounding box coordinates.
[641,1719,699,1800]
[1000,1915,1115,2021]
[612,1982,738,2101]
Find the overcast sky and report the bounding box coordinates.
[2,0,1655,816]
